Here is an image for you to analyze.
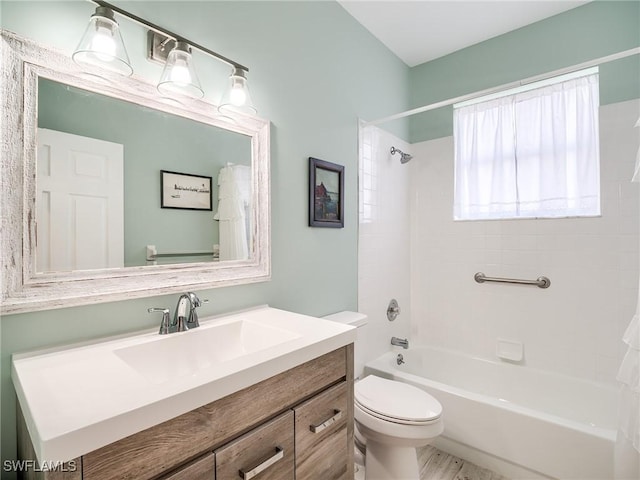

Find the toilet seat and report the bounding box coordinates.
[355,375,442,425]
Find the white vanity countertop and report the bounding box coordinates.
[12,305,356,463]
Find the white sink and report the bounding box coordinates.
[114,319,300,384]
[12,305,356,464]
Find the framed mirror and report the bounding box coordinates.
[0,31,271,314]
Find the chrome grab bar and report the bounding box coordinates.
[146,245,219,261]
[474,272,550,289]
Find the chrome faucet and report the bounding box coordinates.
[148,292,207,335]
[391,336,409,349]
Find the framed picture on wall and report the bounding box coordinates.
[309,157,344,228]
[161,170,212,210]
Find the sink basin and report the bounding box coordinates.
[114,319,300,384]
[13,305,356,463]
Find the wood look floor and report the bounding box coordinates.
[354,445,509,480]
[418,446,509,480]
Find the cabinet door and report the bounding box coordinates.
[215,411,294,480]
[294,381,349,480]
[159,453,214,480]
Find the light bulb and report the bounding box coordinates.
[229,85,247,106]
[91,25,116,61]
[72,7,132,76]
[156,42,204,99]
[169,63,192,85]
[218,68,256,115]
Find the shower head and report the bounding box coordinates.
[390,146,413,164]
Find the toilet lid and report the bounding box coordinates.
[355,375,442,423]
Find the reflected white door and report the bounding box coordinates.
[36,128,124,272]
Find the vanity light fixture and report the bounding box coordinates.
[72,5,133,76]
[157,42,204,99]
[218,67,257,115]
[73,0,256,112]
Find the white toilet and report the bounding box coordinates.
[323,311,444,480]
[355,375,443,479]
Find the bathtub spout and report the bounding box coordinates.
[391,337,409,349]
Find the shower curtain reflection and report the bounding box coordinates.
[215,164,251,261]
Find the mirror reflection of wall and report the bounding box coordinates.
[37,78,252,271]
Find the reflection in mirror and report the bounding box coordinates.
[36,78,252,273]
[1,30,269,314]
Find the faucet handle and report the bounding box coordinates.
[185,293,208,329]
[148,308,171,335]
[187,292,208,308]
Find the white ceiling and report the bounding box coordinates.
[338,1,591,67]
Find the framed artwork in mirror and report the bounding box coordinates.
[161,170,212,210]
[309,157,344,228]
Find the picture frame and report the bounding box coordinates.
[161,170,213,211]
[309,157,344,228]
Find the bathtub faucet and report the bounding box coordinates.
[391,336,409,349]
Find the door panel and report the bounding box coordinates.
[36,128,124,272]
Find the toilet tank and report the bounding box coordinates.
[322,311,368,378]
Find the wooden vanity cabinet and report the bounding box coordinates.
[294,381,349,480]
[17,345,354,480]
[159,453,215,480]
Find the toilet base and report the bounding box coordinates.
[365,441,420,480]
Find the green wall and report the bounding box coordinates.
[38,78,252,266]
[3,0,639,475]
[0,1,409,474]
[407,0,640,142]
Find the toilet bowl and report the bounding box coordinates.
[354,375,443,480]
[322,311,444,480]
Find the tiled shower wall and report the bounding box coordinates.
[357,124,412,376]
[409,99,640,385]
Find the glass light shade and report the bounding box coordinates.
[72,7,133,77]
[218,68,257,115]
[157,42,204,99]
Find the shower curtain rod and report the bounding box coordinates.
[364,47,640,127]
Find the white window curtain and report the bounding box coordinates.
[454,72,601,220]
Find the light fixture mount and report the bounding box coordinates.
[147,31,176,64]
[93,5,116,22]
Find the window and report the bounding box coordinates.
[453,68,601,220]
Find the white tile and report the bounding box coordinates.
[361,102,639,387]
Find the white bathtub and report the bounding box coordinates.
[364,347,618,480]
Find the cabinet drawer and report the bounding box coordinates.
[294,381,349,480]
[161,453,214,480]
[215,411,294,480]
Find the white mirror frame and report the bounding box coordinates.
[0,31,271,315]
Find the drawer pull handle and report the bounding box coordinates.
[239,446,284,480]
[310,409,343,433]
